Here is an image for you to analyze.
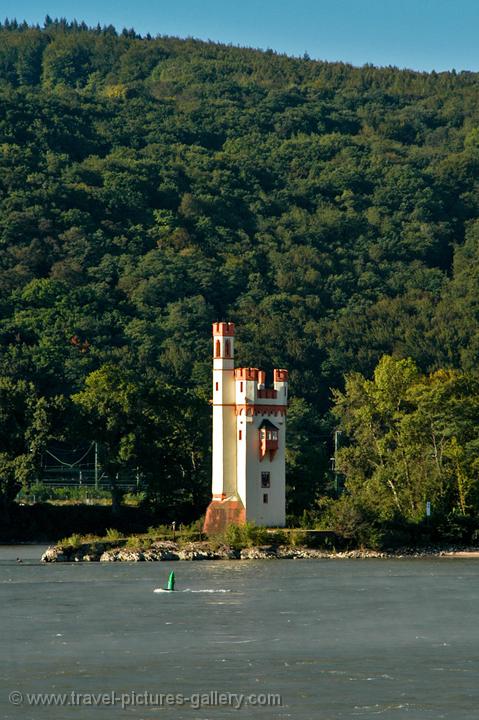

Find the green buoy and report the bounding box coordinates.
[167,571,175,591]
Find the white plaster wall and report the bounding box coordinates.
[243,413,286,527]
[236,413,248,507]
[212,345,236,497]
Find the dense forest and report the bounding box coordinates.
[1,19,479,542]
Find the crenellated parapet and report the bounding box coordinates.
[212,321,235,336]
[234,366,287,411]
[273,368,289,383]
[258,388,278,399]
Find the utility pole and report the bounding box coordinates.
[334,430,342,496]
[94,442,99,490]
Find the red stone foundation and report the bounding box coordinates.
[203,498,246,535]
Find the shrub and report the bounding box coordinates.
[213,522,270,550]
[320,495,381,548]
[288,529,308,546]
[146,524,171,539]
[178,519,204,543]
[59,532,84,549]
[105,528,122,542]
[21,481,51,503]
[125,535,152,550]
[266,528,287,545]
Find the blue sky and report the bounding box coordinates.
[3,0,479,72]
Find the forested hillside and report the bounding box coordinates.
[1,19,479,531]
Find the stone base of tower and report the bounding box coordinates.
[203,496,246,535]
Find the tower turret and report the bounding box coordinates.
[273,368,289,404]
[211,322,237,501]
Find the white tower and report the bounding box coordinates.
[204,322,288,534]
[211,321,236,501]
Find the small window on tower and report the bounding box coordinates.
[215,339,221,357]
[215,382,219,392]
[239,430,242,440]
[261,472,270,488]
[225,339,231,357]
[263,493,268,504]
[240,381,243,393]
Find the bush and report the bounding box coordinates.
[178,519,204,543]
[123,491,145,505]
[288,529,308,546]
[214,522,270,550]
[125,534,152,550]
[20,481,51,503]
[59,532,85,549]
[266,529,287,545]
[434,512,478,545]
[320,495,381,548]
[146,524,171,538]
[105,528,122,542]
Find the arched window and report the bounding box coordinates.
[225,339,231,357]
[215,339,221,357]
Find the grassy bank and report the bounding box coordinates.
[43,523,479,563]
[56,523,342,554]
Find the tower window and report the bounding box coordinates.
[215,339,221,357]
[263,493,268,504]
[258,420,279,462]
[225,339,231,357]
[215,382,219,392]
[239,430,242,440]
[261,472,270,488]
[240,381,243,393]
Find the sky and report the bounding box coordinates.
[2,0,479,73]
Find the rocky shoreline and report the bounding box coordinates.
[40,540,479,563]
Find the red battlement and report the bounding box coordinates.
[274,369,289,383]
[235,367,259,381]
[258,388,278,399]
[212,322,235,337]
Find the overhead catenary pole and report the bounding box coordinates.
[94,442,99,490]
[334,430,342,496]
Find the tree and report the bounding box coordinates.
[71,365,143,509]
[333,356,479,526]
[0,378,57,511]
[71,365,211,511]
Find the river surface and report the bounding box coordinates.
[1,546,479,719]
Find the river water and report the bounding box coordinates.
[1,546,478,719]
